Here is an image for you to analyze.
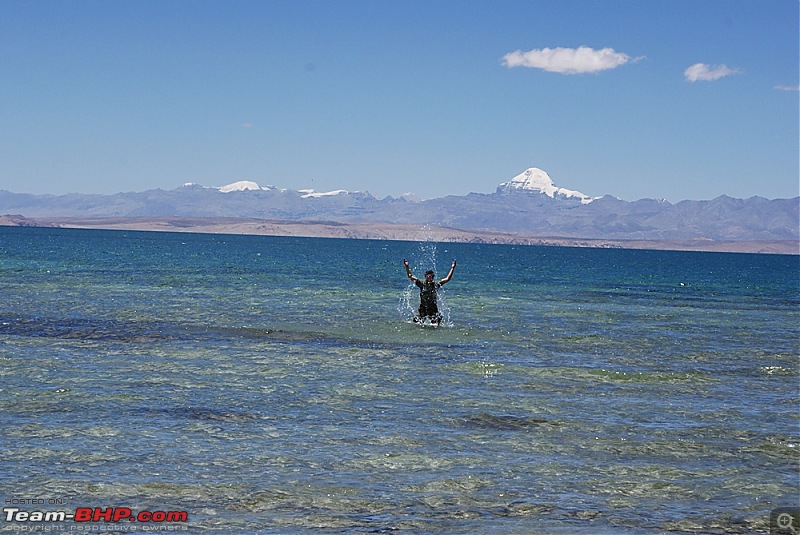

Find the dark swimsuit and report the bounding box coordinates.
[415,279,442,322]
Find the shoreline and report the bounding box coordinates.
[1,214,797,255]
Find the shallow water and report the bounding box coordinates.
[0,227,798,534]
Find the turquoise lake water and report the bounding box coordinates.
[0,226,798,534]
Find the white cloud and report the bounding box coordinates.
[684,63,741,82]
[774,84,800,91]
[500,46,635,74]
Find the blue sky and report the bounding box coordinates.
[1,0,797,202]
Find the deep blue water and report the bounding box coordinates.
[0,226,798,534]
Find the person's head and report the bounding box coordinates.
[425,270,435,282]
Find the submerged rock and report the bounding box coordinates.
[461,413,550,431]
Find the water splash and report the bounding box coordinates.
[398,230,452,325]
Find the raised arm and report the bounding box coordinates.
[440,259,456,285]
[403,258,418,282]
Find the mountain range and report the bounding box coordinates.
[1,168,797,252]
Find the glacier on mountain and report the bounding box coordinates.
[218,181,267,193]
[497,168,595,204]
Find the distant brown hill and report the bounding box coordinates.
[1,215,796,254]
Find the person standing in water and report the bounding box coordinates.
[403,258,456,324]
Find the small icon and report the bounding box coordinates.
[772,508,800,535]
[778,513,794,529]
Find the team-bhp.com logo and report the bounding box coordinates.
[4,506,188,524]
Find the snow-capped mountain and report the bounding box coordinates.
[298,189,350,199]
[211,168,597,204]
[212,180,352,198]
[1,168,797,244]
[217,180,267,193]
[497,168,595,204]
